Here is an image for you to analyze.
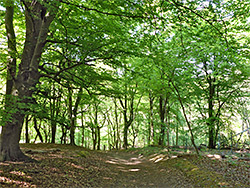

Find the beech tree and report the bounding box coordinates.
[0,0,59,161]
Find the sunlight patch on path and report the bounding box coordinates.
[106,156,142,165]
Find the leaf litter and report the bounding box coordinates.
[0,144,249,187]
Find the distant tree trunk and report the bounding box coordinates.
[120,85,137,149]
[81,110,85,147]
[123,125,129,149]
[148,93,155,145]
[91,126,97,150]
[132,124,138,147]
[25,115,31,143]
[51,120,57,144]
[207,76,216,149]
[166,105,170,147]
[97,126,101,150]
[68,87,82,146]
[33,117,43,143]
[60,126,67,144]
[114,99,120,149]
[176,123,179,146]
[158,95,167,146]
[50,86,60,144]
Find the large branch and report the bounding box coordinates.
[5,0,17,96]
[30,2,60,72]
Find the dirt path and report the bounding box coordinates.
[2,144,249,187]
[98,151,194,188]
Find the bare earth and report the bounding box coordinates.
[1,144,249,187]
[99,151,194,188]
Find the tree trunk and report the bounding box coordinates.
[25,115,30,143]
[158,95,167,146]
[97,127,101,150]
[0,0,28,162]
[123,125,129,149]
[176,123,179,146]
[51,120,57,144]
[34,117,43,143]
[120,92,135,149]
[51,87,60,144]
[0,0,59,161]
[81,110,85,147]
[0,113,30,161]
[92,127,97,150]
[114,99,120,149]
[60,126,67,144]
[207,76,216,149]
[148,93,154,145]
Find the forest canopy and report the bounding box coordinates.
[0,0,250,161]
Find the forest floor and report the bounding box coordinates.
[0,144,250,187]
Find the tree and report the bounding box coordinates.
[0,0,59,161]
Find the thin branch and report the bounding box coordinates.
[61,0,144,19]
[169,0,229,47]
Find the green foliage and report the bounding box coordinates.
[1,0,249,151]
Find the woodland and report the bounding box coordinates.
[0,0,250,187]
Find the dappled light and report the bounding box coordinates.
[128,168,140,172]
[0,176,34,187]
[68,163,85,170]
[10,171,32,179]
[0,144,249,187]
[105,155,142,165]
[207,154,222,160]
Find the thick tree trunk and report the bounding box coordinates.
[0,0,59,161]
[0,113,30,161]
[0,0,27,162]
